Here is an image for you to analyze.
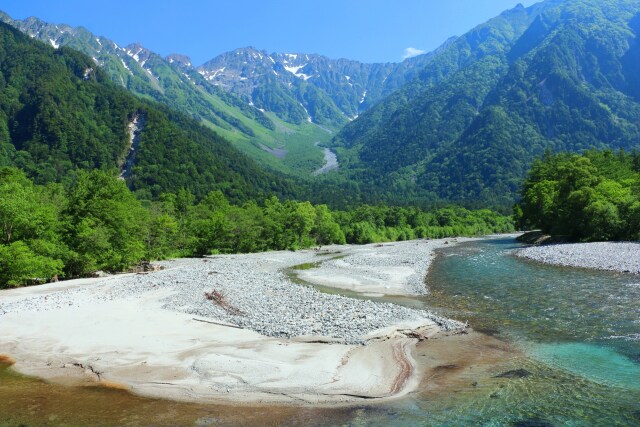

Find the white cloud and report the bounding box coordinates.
[401,47,426,60]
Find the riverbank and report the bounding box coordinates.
[516,242,640,274]
[295,238,471,297]
[0,239,465,405]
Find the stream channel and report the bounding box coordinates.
[1,237,639,426]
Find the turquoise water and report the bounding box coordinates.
[425,238,640,366]
[326,238,640,426]
[3,238,640,426]
[410,238,640,426]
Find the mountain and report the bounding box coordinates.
[0,13,267,134]
[0,12,335,177]
[0,21,296,202]
[0,10,476,183]
[197,42,458,127]
[331,0,640,207]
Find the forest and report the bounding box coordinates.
[515,150,640,241]
[330,0,640,207]
[0,167,514,287]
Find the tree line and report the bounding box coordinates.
[515,149,640,241]
[0,167,514,288]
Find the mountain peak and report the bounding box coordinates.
[166,53,192,67]
[124,43,154,64]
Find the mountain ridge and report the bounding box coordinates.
[0,8,468,182]
[0,20,298,203]
[330,0,640,207]
[0,11,339,178]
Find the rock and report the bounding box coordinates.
[494,368,532,379]
[91,270,109,278]
[512,419,555,427]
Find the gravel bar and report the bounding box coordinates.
[516,242,640,274]
[0,249,463,345]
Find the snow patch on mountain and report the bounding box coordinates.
[120,58,132,74]
[200,67,226,81]
[284,64,313,80]
[126,46,146,64]
[48,38,59,49]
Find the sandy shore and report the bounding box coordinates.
[0,239,465,405]
[296,238,471,296]
[516,242,640,274]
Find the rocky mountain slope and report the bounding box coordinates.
[197,41,457,127]
[0,21,296,201]
[331,0,640,207]
[0,12,335,177]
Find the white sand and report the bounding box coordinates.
[0,239,462,404]
[297,239,472,296]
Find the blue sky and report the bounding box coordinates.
[3,1,539,65]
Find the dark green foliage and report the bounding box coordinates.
[293,81,347,128]
[128,105,296,201]
[0,166,514,287]
[334,205,514,244]
[0,24,131,182]
[0,21,296,203]
[331,0,640,208]
[153,191,513,256]
[252,78,309,125]
[0,167,64,286]
[64,170,148,275]
[516,149,640,241]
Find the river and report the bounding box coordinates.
[312,147,338,175]
[1,237,639,426]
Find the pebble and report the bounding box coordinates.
[516,242,640,274]
[0,245,464,345]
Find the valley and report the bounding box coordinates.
[4,0,640,208]
[0,0,640,425]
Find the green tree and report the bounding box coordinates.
[516,150,640,241]
[0,241,63,287]
[312,205,345,246]
[65,170,147,275]
[0,168,65,287]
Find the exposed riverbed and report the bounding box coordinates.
[312,147,338,175]
[1,237,639,425]
[0,240,464,409]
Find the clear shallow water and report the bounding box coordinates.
[413,238,640,426]
[425,238,640,363]
[2,238,640,426]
